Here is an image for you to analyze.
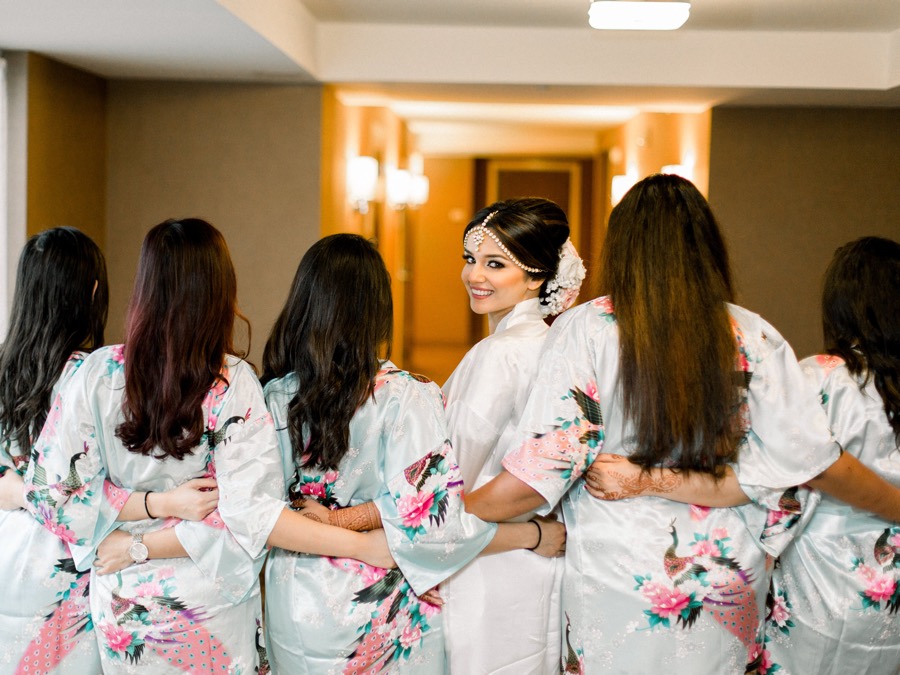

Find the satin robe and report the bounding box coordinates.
[24,347,286,674]
[502,298,840,674]
[264,362,496,674]
[441,297,564,674]
[764,355,900,675]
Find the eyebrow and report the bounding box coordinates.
[462,248,510,261]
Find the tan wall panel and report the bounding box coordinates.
[105,81,322,366]
[26,54,106,245]
[709,107,900,358]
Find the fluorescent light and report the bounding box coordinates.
[589,1,691,31]
[661,164,693,180]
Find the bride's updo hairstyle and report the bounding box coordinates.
[464,198,584,317]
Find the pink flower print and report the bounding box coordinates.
[691,539,722,557]
[45,519,78,545]
[300,481,326,499]
[100,622,133,654]
[584,380,599,402]
[324,471,339,485]
[891,533,900,548]
[111,345,125,365]
[864,575,897,603]
[640,582,691,618]
[856,563,878,583]
[398,624,422,650]
[155,566,176,580]
[397,491,435,529]
[770,595,791,627]
[592,296,614,314]
[690,505,710,521]
[134,581,163,597]
[103,481,130,510]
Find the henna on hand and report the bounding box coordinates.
[589,468,681,500]
[329,502,382,532]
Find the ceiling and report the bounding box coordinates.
[2,0,898,154]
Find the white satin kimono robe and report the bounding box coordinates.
[24,347,286,674]
[0,352,100,675]
[264,362,496,675]
[501,298,841,674]
[764,355,900,675]
[441,297,564,674]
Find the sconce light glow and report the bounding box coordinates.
[611,173,638,206]
[409,175,430,209]
[589,1,691,31]
[386,168,412,210]
[661,164,694,181]
[347,156,379,214]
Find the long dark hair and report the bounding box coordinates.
[822,236,900,445]
[464,198,570,309]
[116,219,245,460]
[599,174,740,475]
[262,234,393,471]
[0,227,107,453]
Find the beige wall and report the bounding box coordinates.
[26,54,106,245]
[105,81,322,366]
[709,106,900,359]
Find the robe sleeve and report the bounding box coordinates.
[374,377,496,595]
[501,309,605,514]
[175,361,286,603]
[730,321,839,556]
[24,359,132,571]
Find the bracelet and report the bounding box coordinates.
[526,518,542,551]
[144,491,156,519]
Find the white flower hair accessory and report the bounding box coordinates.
[540,238,586,317]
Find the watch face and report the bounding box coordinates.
[129,541,149,563]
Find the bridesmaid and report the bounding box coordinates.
[763,237,900,673]
[0,227,216,675]
[262,233,566,673]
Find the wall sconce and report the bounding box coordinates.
[386,168,412,210]
[610,173,638,206]
[347,156,379,214]
[409,174,430,209]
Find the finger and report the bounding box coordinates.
[593,453,621,463]
[185,478,218,490]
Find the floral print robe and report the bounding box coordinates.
[501,298,840,674]
[263,362,496,674]
[764,355,900,675]
[24,347,286,674]
[441,297,564,674]
[0,352,100,675]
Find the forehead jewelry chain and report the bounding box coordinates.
[465,213,544,274]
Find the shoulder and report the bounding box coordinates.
[726,303,789,357]
[373,364,444,408]
[799,354,848,390]
[77,344,125,378]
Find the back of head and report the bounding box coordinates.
[263,233,393,471]
[0,227,108,451]
[464,198,573,314]
[822,236,900,443]
[116,218,240,460]
[600,174,740,474]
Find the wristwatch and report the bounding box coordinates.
[128,532,149,565]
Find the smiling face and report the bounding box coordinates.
[462,235,543,332]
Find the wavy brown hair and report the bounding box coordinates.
[822,236,900,445]
[262,234,393,471]
[599,174,740,476]
[116,219,246,460]
[0,227,107,454]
